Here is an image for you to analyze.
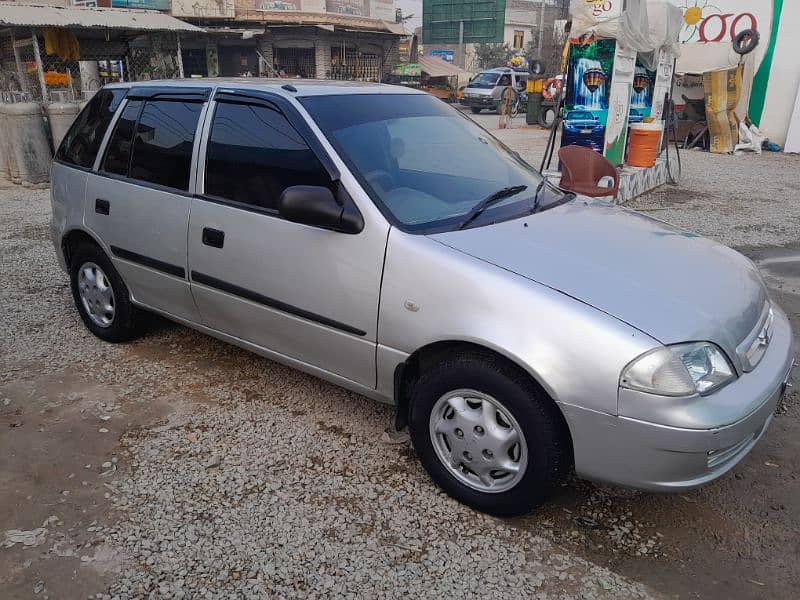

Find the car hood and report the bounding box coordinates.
[430,198,767,361]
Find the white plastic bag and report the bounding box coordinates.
[570,0,624,39]
[734,122,765,154]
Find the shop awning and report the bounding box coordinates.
[419,55,472,78]
[0,3,203,33]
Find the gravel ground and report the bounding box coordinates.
[628,149,800,248]
[0,181,652,599]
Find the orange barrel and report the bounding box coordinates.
[627,122,663,167]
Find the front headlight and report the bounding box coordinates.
[621,342,735,396]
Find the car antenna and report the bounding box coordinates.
[282,84,297,93]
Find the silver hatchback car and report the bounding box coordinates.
[51,80,793,516]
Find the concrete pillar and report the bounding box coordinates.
[314,39,330,79]
[206,40,219,78]
[78,61,101,96]
[258,36,274,77]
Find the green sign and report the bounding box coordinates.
[393,64,422,76]
[422,0,506,45]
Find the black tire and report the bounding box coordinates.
[470,107,482,114]
[733,28,759,55]
[408,350,571,517]
[69,243,142,343]
[529,59,546,76]
[539,105,557,129]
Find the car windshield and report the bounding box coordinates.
[301,94,568,233]
[468,72,500,88]
[568,111,595,120]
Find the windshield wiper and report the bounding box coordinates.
[458,185,527,230]
[529,180,576,214]
[530,179,547,213]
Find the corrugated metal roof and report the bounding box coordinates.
[235,10,406,34]
[419,55,473,78]
[0,3,203,32]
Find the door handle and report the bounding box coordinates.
[202,227,225,249]
[95,198,110,215]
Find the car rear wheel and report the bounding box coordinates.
[470,107,482,114]
[408,350,571,516]
[69,244,142,343]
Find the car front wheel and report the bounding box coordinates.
[470,107,482,114]
[408,350,571,516]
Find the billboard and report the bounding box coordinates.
[172,0,235,18]
[110,0,170,8]
[429,49,454,63]
[253,0,393,18]
[422,0,506,45]
[561,38,616,153]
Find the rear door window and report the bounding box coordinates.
[101,100,142,177]
[204,101,331,211]
[128,100,202,191]
[56,88,126,168]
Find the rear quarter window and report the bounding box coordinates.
[56,89,126,169]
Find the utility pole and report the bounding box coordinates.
[536,0,546,58]
[458,20,465,68]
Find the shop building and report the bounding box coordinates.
[174,1,407,80]
[671,0,800,148]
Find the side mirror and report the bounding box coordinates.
[278,185,363,234]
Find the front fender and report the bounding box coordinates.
[377,229,659,416]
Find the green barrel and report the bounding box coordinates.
[526,92,543,125]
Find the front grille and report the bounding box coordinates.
[737,303,773,372]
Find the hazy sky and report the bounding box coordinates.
[396,0,422,30]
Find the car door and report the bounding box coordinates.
[84,87,209,322]
[187,92,388,387]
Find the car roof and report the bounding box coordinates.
[104,78,426,98]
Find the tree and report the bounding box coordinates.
[474,43,514,69]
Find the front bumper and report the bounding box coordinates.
[460,95,496,108]
[562,306,794,492]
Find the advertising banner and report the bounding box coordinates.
[429,49,455,63]
[326,0,367,16]
[256,0,302,10]
[678,0,768,45]
[111,0,170,9]
[604,42,636,166]
[629,57,655,124]
[172,0,234,18]
[561,38,616,153]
